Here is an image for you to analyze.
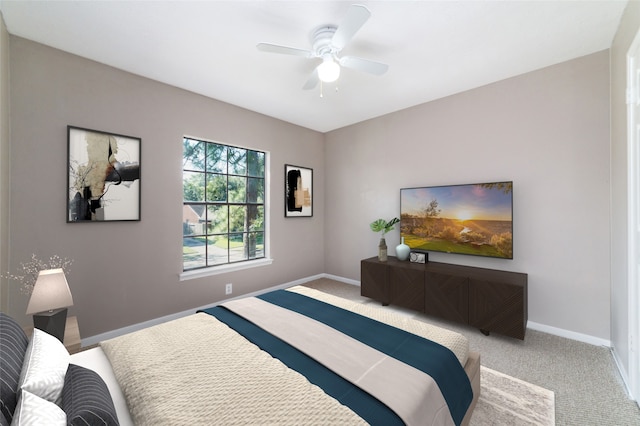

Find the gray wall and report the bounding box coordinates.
[5,35,615,344]
[325,50,611,341]
[610,0,640,394]
[7,37,326,337]
[0,15,9,312]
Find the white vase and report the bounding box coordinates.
[395,237,410,261]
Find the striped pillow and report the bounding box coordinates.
[0,313,29,424]
[62,364,119,426]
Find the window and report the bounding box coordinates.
[182,137,265,271]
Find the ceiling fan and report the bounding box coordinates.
[257,4,389,90]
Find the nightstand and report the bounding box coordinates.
[23,315,82,354]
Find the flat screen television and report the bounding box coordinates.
[400,181,513,259]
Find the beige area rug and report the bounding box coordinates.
[471,367,555,426]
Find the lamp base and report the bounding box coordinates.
[33,308,68,342]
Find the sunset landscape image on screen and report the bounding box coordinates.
[400,182,513,259]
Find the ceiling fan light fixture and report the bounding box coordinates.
[318,56,340,83]
[258,5,386,90]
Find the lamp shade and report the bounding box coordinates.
[317,56,340,83]
[26,268,73,314]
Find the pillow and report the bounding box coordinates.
[0,313,29,424]
[62,364,119,426]
[11,390,66,426]
[18,328,70,405]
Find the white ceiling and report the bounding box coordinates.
[0,0,628,133]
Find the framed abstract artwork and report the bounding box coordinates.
[285,164,312,217]
[67,126,141,222]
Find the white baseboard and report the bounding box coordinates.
[320,273,361,287]
[82,273,611,354]
[526,321,612,347]
[82,274,336,347]
[610,344,636,401]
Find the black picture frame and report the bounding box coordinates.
[285,164,313,217]
[67,126,141,222]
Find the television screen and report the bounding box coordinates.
[400,181,513,259]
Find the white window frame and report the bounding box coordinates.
[180,136,272,281]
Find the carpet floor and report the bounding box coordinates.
[302,278,640,426]
[472,366,555,426]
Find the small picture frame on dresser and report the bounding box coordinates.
[409,252,428,264]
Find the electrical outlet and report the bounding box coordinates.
[225,283,233,295]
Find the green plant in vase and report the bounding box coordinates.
[370,217,399,262]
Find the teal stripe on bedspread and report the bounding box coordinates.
[258,290,473,426]
[199,306,403,425]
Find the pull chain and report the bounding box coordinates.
[319,81,339,98]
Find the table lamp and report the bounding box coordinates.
[26,268,74,342]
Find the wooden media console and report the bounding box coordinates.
[361,256,528,339]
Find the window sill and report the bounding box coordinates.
[180,258,273,281]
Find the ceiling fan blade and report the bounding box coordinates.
[257,43,313,58]
[303,69,319,90]
[331,4,371,50]
[339,56,388,75]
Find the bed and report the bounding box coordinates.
[1,285,480,426]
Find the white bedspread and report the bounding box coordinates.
[101,313,366,425]
[99,285,470,425]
